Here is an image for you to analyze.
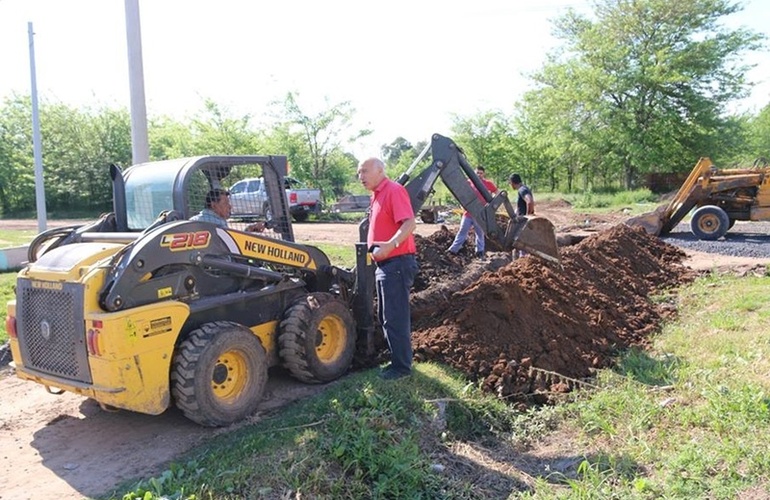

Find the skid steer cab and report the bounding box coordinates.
[6,155,377,427]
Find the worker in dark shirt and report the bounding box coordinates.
[509,173,535,216]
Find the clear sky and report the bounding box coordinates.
[1,0,768,158]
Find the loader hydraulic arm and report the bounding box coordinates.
[98,220,335,312]
[399,134,559,263]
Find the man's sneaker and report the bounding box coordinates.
[379,367,411,380]
[475,251,485,259]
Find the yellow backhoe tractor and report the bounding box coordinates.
[628,157,770,240]
[5,134,559,427]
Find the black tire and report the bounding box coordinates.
[691,205,730,240]
[293,211,309,222]
[728,218,737,229]
[171,321,268,427]
[279,293,356,383]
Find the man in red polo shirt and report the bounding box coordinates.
[358,157,419,380]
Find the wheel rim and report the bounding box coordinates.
[211,349,249,403]
[697,214,720,234]
[314,314,346,363]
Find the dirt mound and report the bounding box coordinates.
[410,224,696,403]
[413,225,483,292]
[541,198,573,210]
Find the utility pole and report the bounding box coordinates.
[28,22,47,233]
[124,0,149,164]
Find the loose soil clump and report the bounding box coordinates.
[410,224,696,403]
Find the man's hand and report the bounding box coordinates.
[245,221,266,233]
[370,240,396,260]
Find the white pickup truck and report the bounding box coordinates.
[229,176,321,222]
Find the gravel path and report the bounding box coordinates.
[662,221,770,258]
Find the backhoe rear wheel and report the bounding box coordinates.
[171,321,267,427]
[279,293,356,383]
[691,205,729,240]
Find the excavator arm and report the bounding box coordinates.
[399,134,560,263]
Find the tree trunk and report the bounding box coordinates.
[624,158,635,190]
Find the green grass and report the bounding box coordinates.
[309,242,356,268]
[558,188,660,213]
[106,364,522,499]
[103,272,770,499]
[527,273,770,499]
[0,229,36,248]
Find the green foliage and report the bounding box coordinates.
[567,188,658,209]
[0,95,41,214]
[41,100,131,213]
[0,95,131,216]
[536,273,770,498]
[0,93,372,216]
[150,100,266,161]
[380,136,416,165]
[450,111,521,186]
[745,103,770,161]
[515,0,765,191]
[271,91,371,202]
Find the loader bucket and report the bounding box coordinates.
[624,205,668,236]
[508,216,561,265]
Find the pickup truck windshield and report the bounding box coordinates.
[230,178,261,194]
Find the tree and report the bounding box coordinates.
[0,96,132,215]
[272,92,371,202]
[747,104,770,160]
[381,137,413,166]
[450,111,521,187]
[520,0,764,189]
[0,95,36,214]
[40,102,131,213]
[189,99,262,155]
[149,116,198,160]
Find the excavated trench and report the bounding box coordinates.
[405,223,696,404]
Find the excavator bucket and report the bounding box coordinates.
[507,216,561,265]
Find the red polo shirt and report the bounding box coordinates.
[367,177,416,258]
[463,178,498,217]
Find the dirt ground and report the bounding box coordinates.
[1,202,769,499]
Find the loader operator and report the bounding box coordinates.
[191,188,266,232]
[358,157,419,381]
